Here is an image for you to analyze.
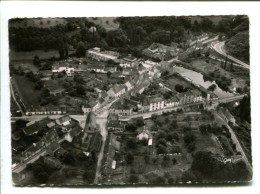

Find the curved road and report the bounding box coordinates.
[211,41,250,70]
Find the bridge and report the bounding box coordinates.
[215,94,246,104]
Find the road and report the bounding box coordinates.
[94,109,109,184]
[10,79,25,116]
[211,41,250,69]
[215,112,252,175]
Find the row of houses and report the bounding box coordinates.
[109,89,204,116]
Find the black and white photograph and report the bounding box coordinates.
[8,14,252,186]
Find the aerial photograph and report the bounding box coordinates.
[9,15,251,186]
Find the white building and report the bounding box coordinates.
[148,96,165,111]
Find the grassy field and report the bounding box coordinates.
[9,18,67,28]
[12,75,41,107]
[11,60,39,73]
[87,17,119,31]
[10,49,75,61]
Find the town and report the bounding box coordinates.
[10,16,251,185]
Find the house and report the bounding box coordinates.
[44,156,63,169]
[25,105,62,116]
[81,131,102,153]
[87,47,118,62]
[124,81,134,91]
[99,91,109,102]
[103,133,120,173]
[137,127,152,141]
[46,141,60,156]
[147,96,165,111]
[52,63,75,76]
[65,125,83,142]
[82,99,100,114]
[143,43,180,61]
[166,96,180,108]
[110,98,137,116]
[22,117,53,136]
[107,121,125,132]
[191,89,202,102]
[107,84,126,98]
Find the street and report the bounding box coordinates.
[211,41,250,69]
[94,109,109,184]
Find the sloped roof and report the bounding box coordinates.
[22,117,52,136]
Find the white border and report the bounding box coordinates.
[1,1,260,194]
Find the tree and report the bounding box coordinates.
[144,155,150,164]
[107,71,112,78]
[181,170,197,183]
[129,174,139,184]
[175,84,185,93]
[208,84,217,92]
[126,139,137,149]
[83,169,95,184]
[155,176,166,184]
[157,144,168,154]
[33,55,41,67]
[125,123,137,132]
[76,41,86,57]
[125,153,134,164]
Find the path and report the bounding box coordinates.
[215,112,252,175]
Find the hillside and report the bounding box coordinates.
[225,16,249,64]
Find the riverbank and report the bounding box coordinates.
[171,57,249,95]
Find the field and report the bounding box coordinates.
[87,17,119,31]
[9,18,67,28]
[10,49,75,61]
[10,60,39,73]
[12,75,41,107]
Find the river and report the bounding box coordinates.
[172,65,234,98]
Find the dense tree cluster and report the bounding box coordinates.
[190,151,251,182]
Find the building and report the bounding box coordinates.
[52,63,75,76]
[147,96,165,111]
[124,81,134,91]
[103,133,121,173]
[137,127,152,141]
[166,96,180,108]
[22,117,53,136]
[107,121,125,132]
[84,112,97,133]
[25,105,63,116]
[107,84,126,98]
[64,125,83,142]
[191,89,203,102]
[44,156,63,169]
[143,42,180,61]
[87,47,118,62]
[110,98,137,116]
[82,100,100,113]
[81,131,102,153]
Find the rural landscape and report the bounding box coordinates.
[9,16,251,186]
